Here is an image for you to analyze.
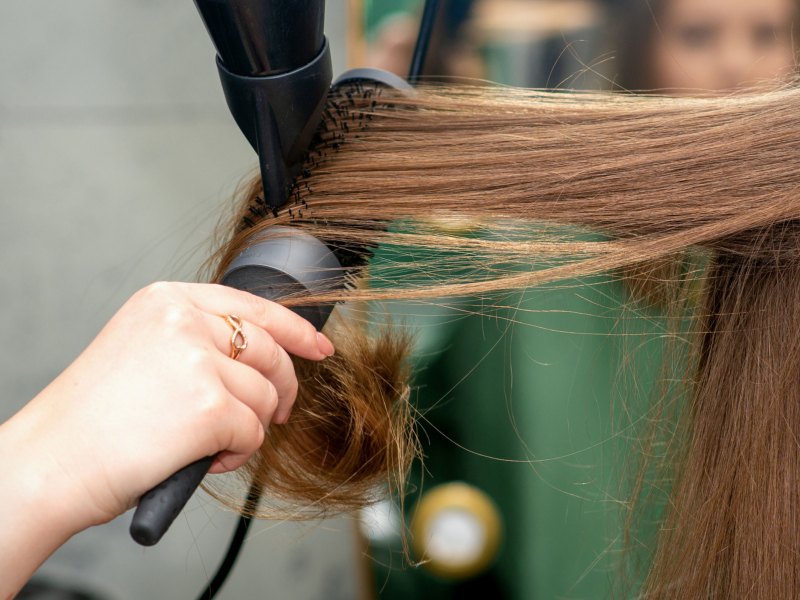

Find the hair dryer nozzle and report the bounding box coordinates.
[195,0,332,210]
[217,40,331,210]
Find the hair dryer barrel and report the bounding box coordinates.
[193,0,325,76]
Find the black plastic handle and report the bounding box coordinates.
[130,456,214,546]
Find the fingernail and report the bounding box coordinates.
[317,332,335,357]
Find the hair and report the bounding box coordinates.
[204,81,800,598]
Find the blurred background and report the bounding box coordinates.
[1,0,796,598]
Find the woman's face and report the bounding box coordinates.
[650,0,796,93]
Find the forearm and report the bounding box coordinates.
[0,282,325,597]
[0,406,86,598]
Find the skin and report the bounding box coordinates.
[0,282,334,598]
[650,0,797,93]
[368,14,418,77]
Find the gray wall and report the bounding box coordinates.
[0,2,364,598]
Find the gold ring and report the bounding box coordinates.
[223,314,248,360]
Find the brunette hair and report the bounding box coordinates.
[206,82,800,598]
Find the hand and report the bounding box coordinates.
[0,282,334,594]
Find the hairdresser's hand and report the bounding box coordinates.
[0,282,333,594]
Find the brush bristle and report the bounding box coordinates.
[238,81,392,274]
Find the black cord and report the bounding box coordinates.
[196,480,263,600]
[408,0,441,84]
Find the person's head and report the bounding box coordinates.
[614,0,797,93]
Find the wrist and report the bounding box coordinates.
[0,403,94,594]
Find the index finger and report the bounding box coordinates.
[183,283,335,360]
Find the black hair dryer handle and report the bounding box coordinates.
[129,229,344,546]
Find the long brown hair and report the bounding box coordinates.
[206,82,800,598]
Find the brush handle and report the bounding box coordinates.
[130,456,214,546]
[129,228,343,547]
